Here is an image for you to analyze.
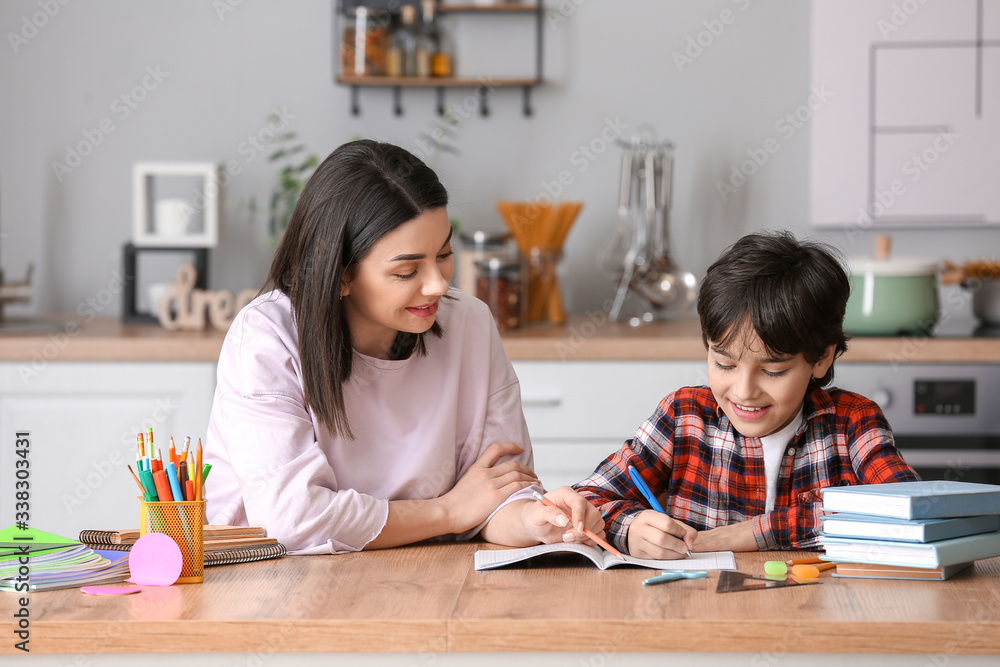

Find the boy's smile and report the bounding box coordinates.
[707,327,835,438]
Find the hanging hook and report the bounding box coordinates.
[478,86,490,118]
[350,86,360,116]
[393,87,404,117]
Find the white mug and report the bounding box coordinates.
[154,198,195,237]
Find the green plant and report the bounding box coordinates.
[260,111,319,238]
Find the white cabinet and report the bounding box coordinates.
[0,362,216,540]
[513,360,707,490]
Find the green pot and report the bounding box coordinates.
[844,258,939,336]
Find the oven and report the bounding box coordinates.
[834,363,1000,485]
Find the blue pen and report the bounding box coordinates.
[628,465,666,513]
[628,464,691,556]
[643,570,708,586]
[164,462,184,502]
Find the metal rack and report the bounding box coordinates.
[334,1,543,117]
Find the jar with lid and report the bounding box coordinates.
[340,7,389,77]
[475,257,525,332]
[457,230,515,296]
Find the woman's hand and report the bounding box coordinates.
[439,441,538,534]
[626,511,697,560]
[519,486,606,545]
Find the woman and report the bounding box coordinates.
[205,139,601,554]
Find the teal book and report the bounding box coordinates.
[820,530,1000,568]
[820,481,1000,519]
[820,513,1000,543]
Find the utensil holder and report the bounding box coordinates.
[139,499,206,583]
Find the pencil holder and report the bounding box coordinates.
[139,499,206,583]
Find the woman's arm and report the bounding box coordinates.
[367,442,537,549]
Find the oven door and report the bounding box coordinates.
[834,363,1000,485]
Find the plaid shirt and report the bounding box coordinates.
[574,385,919,551]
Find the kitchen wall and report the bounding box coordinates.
[1,0,997,319]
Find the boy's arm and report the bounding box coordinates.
[574,397,679,553]
[752,396,919,551]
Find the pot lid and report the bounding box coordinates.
[848,257,940,276]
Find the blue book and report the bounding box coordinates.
[820,530,1000,568]
[820,513,1000,543]
[820,481,1000,519]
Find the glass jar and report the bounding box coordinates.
[475,257,524,332]
[457,230,514,296]
[341,7,389,77]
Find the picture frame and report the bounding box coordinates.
[132,162,220,247]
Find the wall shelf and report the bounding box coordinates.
[334,1,543,117]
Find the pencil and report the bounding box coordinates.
[195,438,203,501]
[181,436,191,467]
[532,491,625,560]
[127,464,147,498]
[168,436,178,468]
[786,557,823,566]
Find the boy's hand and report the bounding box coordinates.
[521,486,606,545]
[627,511,697,560]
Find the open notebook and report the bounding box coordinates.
[474,542,737,571]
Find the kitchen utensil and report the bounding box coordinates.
[602,129,696,323]
[970,279,1000,325]
[843,235,940,336]
[715,570,820,594]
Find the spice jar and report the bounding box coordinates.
[475,257,524,332]
[340,7,388,77]
[457,230,515,296]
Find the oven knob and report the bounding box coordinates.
[871,389,892,409]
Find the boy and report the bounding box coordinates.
[575,231,919,558]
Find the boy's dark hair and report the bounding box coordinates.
[265,139,449,439]
[697,230,850,387]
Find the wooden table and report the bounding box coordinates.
[3,543,999,658]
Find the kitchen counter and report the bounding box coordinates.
[0,315,998,363]
[3,544,999,658]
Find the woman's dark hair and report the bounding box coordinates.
[265,139,449,439]
[697,230,850,387]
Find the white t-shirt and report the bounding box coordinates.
[205,288,538,554]
[759,407,804,513]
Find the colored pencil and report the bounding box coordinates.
[532,491,625,560]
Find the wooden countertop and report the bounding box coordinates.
[1,316,998,363]
[4,543,999,655]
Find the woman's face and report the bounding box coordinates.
[340,207,454,358]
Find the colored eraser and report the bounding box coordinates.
[791,564,820,579]
[764,560,788,576]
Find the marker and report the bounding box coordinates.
[164,462,184,502]
[152,469,173,501]
[531,491,625,561]
[628,464,691,557]
[139,468,159,502]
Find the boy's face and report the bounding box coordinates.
[706,327,835,438]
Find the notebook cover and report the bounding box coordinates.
[820,481,1000,519]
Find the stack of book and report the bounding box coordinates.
[819,481,1000,580]
[78,525,286,566]
[1,526,131,592]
